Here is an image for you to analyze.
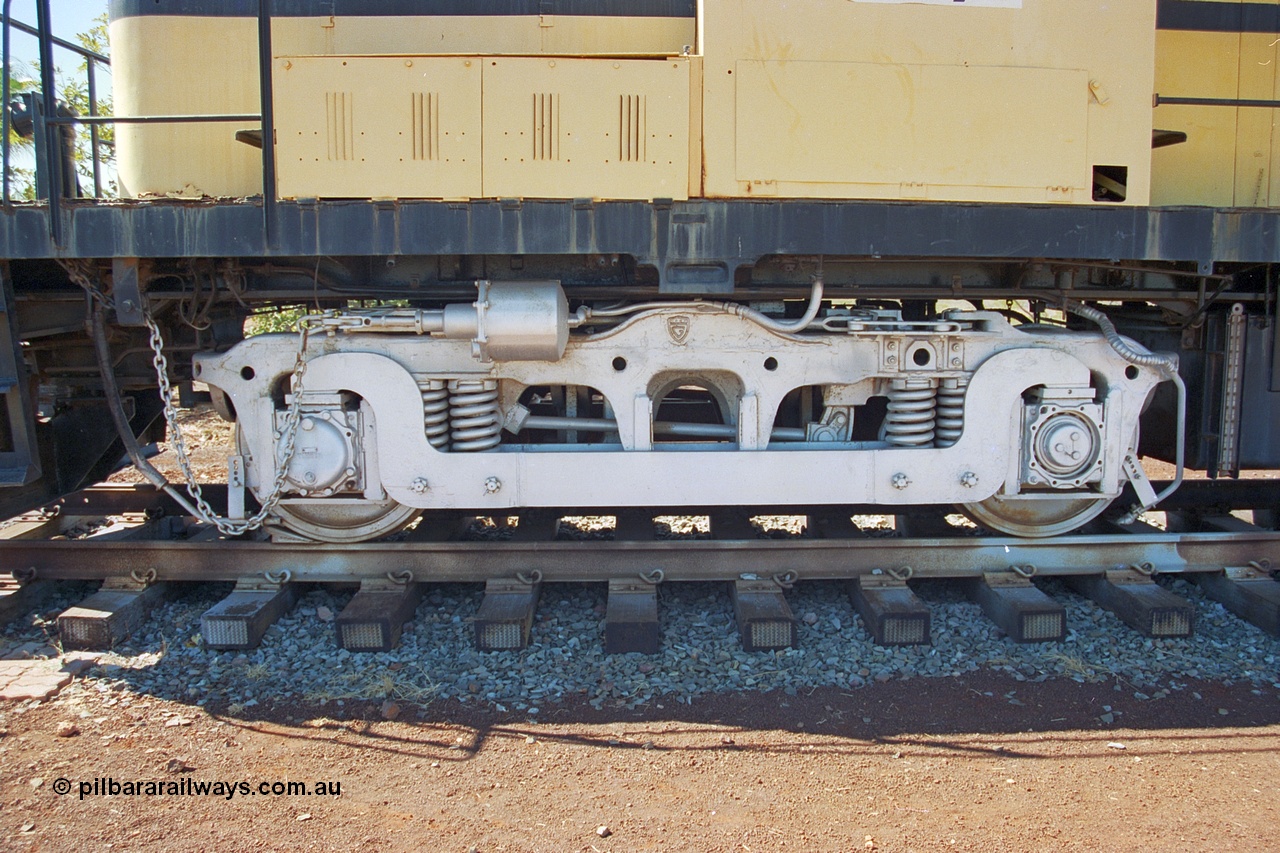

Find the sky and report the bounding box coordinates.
[13,1,105,45]
[7,1,110,76]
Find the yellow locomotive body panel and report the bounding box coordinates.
[106,1,1221,209]
[272,55,693,201]
[272,56,485,202]
[701,0,1156,205]
[110,12,695,199]
[1152,2,1280,207]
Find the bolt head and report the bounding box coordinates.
[410,477,429,494]
[484,477,502,494]
[960,471,979,488]
[891,473,910,490]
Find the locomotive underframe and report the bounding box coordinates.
[0,198,1276,544]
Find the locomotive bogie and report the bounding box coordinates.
[193,284,1168,541]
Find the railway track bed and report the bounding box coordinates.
[2,481,1279,711]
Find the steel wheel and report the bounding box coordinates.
[960,493,1112,538]
[270,500,421,543]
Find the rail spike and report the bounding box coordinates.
[130,567,158,586]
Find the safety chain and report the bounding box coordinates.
[145,308,312,535]
[60,261,314,536]
[62,260,114,312]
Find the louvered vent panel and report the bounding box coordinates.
[620,95,647,162]
[532,93,560,161]
[326,91,354,161]
[411,92,440,161]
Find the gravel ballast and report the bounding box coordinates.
[2,569,1279,715]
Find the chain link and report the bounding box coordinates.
[144,309,312,536]
[62,261,314,535]
[61,260,114,312]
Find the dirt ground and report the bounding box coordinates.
[2,673,1278,852]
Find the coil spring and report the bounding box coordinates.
[934,376,970,448]
[449,379,501,452]
[421,379,450,451]
[884,378,937,447]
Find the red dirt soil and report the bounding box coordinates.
[4,672,1279,852]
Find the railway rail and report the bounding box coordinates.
[3,505,1279,585]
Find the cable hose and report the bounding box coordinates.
[1064,300,1184,517]
[1065,301,1178,376]
[575,279,824,336]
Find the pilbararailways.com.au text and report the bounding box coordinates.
[54,776,341,800]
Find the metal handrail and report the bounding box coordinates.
[35,0,61,242]
[46,114,262,125]
[2,0,12,206]
[3,0,277,246]
[5,15,108,64]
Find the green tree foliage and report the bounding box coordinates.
[63,12,114,195]
[4,12,114,199]
[244,306,306,337]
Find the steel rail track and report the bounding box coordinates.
[38,479,1280,521]
[2,483,1275,586]
[3,527,1277,585]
